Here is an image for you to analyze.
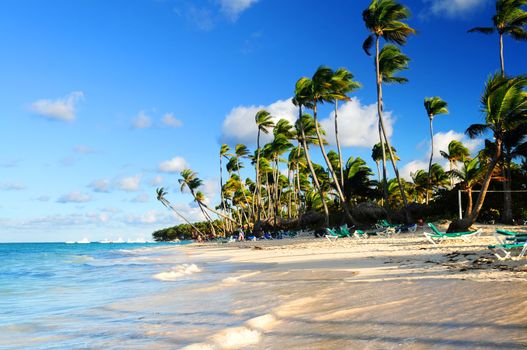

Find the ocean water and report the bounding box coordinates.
[0,242,203,350]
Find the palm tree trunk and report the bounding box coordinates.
[235,160,253,220]
[503,151,513,224]
[255,131,262,228]
[313,104,350,213]
[295,143,302,215]
[375,35,409,208]
[298,107,330,225]
[468,139,502,224]
[499,33,505,76]
[158,198,205,236]
[426,116,434,205]
[334,100,345,190]
[379,119,388,203]
[466,187,473,216]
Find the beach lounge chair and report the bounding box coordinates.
[423,223,482,245]
[488,229,527,260]
[325,227,351,242]
[488,242,527,260]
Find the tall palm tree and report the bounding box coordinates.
[233,144,253,218]
[460,74,527,228]
[254,110,274,227]
[292,111,330,225]
[219,144,231,230]
[294,67,352,220]
[156,187,205,236]
[468,0,527,76]
[424,97,449,204]
[329,68,361,188]
[364,32,413,207]
[363,0,415,208]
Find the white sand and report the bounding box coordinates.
[176,224,527,349]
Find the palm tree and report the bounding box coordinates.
[440,140,471,187]
[501,123,527,222]
[459,74,527,228]
[254,109,274,227]
[179,169,238,234]
[179,169,217,236]
[468,0,527,76]
[233,144,253,218]
[363,0,415,208]
[294,67,352,221]
[219,144,230,230]
[343,156,375,205]
[371,142,399,203]
[329,68,361,188]
[424,97,449,204]
[449,157,484,216]
[364,37,413,207]
[292,111,330,225]
[156,187,205,236]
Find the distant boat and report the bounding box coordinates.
[98,238,111,244]
[76,238,90,244]
[113,237,125,243]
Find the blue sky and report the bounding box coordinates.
[1,0,526,242]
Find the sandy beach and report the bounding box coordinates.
[171,224,527,349]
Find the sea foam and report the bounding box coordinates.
[153,264,201,281]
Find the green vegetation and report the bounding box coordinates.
[153,0,527,240]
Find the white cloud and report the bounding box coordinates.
[425,0,489,17]
[221,98,297,145]
[150,175,164,186]
[131,193,150,203]
[201,178,219,205]
[117,175,142,192]
[162,113,183,128]
[218,0,258,21]
[132,111,152,129]
[57,191,92,203]
[89,179,111,193]
[320,98,394,148]
[0,182,26,191]
[400,130,483,180]
[400,160,429,181]
[30,91,84,122]
[158,156,189,173]
[125,210,172,225]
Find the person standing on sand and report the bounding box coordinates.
[238,228,245,241]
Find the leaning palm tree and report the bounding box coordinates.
[363,0,415,208]
[329,68,361,188]
[457,73,527,229]
[371,142,399,203]
[292,111,330,225]
[424,97,449,204]
[254,109,274,227]
[468,0,527,76]
[294,67,352,221]
[179,169,216,236]
[156,187,205,236]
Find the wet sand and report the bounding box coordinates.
[171,224,527,349]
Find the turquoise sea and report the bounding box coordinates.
[0,242,202,349]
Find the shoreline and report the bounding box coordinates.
[171,224,527,349]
